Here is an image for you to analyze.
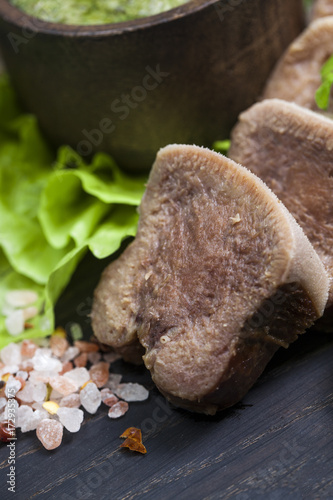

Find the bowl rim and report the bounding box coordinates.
[0,0,220,36]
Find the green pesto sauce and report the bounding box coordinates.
[10,0,190,25]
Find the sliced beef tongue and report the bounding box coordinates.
[92,145,328,414]
[262,17,333,112]
[229,98,333,311]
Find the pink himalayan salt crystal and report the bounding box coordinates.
[37,419,63,450]
[108,401,129,419]
[50,336,69,358]
[100,388,114,401]
[49,376,78,396]
[19,359,34,372]
[89,362,110,388]
[59,393,81,408]
[59,361,73,375]
[29,370,58,384]
[103,395,119,408]
[74,352,88,368]
[21,339,38,358]
[74,341,99,353]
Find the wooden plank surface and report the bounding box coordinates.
[0,251,332,500]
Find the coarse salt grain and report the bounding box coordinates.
[37,419,63,450]
[74,341,99,353]
[16,370,28,381]
[16,381,34,403]
[50,336,69,358]
[59,393,81,409]
[22,306,39,321]
[17,406,49,433]
[32,382,47,402]
[103,395,119,408]
[49,376,78,396]
[5,376,21,397]
[74,352,88,368]
[100,388,114,402]
[108,401,129,419]
[5,290,38,308]
[59,361,73,375]
[5,309,25,336]
[64,367,90,388]
[89,362,110,388]
[114,383,149,402]
[0,343,22,366]
[32,349,62,373]
[60,346,80,363]
[80,382,101,414]
[0,365,19,377]
[21,339,38,358]
[57,407,84,433]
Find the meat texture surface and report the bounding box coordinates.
[262,17,333,111]
[312,0,333,20]
[92,145,328,414]
[229,99,333,310]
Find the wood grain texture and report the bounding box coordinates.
[0,251,332,499]
[0,0,304,171]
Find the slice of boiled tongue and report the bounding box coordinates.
[229,99,333,313]
[262,17,333,112]
[92,145,328,415]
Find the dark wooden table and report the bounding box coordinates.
[0,251,332,500]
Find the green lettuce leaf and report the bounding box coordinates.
[0,75,146,348]
[315,55,333,110]
[213,140,231,155]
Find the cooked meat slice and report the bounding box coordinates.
[92,145,328,414]
[229,98,333,308]
[262,17,333,111]
[312,0,333,20]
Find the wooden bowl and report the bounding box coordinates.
[0,0,304,172]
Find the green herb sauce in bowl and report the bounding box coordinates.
[9,0,189,24]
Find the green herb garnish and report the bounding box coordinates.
[315,55,333,110]
[213,140,231,156]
